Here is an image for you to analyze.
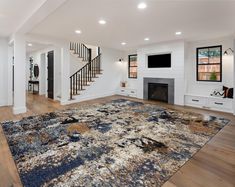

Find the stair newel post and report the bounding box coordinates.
[75,73,78,94]
[81,44,83,59]
[70,77,72,99]
[93,58,97,77]
[72,75,75,95]
[93,59,95,77]
[82,44,83,59]
[97,56,99,74]
[91,59,93,78]
[85,66,87,85]
[88,48,92,81]
[79,43,81,58]
[79,73,81,90]
[77,43,79,54]
[81,70,83,90]
[98,55,101,74]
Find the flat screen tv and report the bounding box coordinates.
[148,53,171,68]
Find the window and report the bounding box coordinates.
[196,45,222,82]
[128,54,137,78]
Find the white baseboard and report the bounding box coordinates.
[13,106,27,114]
[61,91,116,105]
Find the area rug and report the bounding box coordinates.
[1,99,229,187]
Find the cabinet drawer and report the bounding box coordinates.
[128,89,136,95]
[208,98,232,110]
[119,89,127,95]
[185,95,206,106]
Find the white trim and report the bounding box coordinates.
[13,106,27,114]
[61,91,116,105]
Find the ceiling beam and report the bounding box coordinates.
[15,0,67,35]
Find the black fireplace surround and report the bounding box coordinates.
[143,78,174,104]
[148,83,168,102]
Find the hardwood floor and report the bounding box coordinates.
[0,94,234,187]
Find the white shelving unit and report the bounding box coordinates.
[185,94,233,113]
[117,87,137,98]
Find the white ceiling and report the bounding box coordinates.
[0,0,46,37]
[1,0,235,50]
[28,0,235,50]
[26,42,51,54]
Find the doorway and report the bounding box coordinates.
[47,51,54,99]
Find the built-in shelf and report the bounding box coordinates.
[184,94,233,113]
[117,87,137,98]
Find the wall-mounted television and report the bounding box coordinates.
[148,53,171,68]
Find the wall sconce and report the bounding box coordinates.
[119,58,124,62]
[223,48,234,55]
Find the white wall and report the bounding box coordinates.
[0,38,9,106]
[86,44,98,59]
[68,47,125,103]
[185,37,234,96]
[136,41,185,105]
[70,54,86,76]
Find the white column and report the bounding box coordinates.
[7,45,13,105]
[60,45,70,105]
[13,34,27,114]
[234,39,235,115]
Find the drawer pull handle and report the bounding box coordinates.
[121,90,124,92]
[131,91,135,93]
[215,102,223,105]
[192,99,199,102]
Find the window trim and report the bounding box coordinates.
[196,45,222,82]
[128,54,137,79]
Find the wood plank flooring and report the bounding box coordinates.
[0,94,234,187]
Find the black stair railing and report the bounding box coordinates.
[70,54,101,99]
[70,42,90,61]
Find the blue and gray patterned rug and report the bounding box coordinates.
[1,99,229,187]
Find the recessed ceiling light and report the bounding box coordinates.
[175,31,182,35]
[138,2,147,9]
[75,30,82,34]
[28,43,32,47]
[144,38,150,41]
[121,42,126,45]
[99,19,106,25]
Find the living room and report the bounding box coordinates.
[0,0,234,187]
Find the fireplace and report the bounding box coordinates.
[143,78,174,104]
[148,83,168,102]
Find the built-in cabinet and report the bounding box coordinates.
[118,88,137,98]
[185,94,233,113]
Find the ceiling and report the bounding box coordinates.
[28,0,235,50]
[26,42,51,54]
[1,0,235,50]
[0,0,46,37]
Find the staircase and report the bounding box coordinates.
[69,42,102,100]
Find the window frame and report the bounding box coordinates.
[196,45,222,82]
[128,54,138,79]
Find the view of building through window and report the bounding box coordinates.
[128,54,137,78]
[197,46,222,82]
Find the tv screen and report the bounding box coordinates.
[148,53,171,68]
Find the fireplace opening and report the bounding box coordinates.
[148,83,168,102]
